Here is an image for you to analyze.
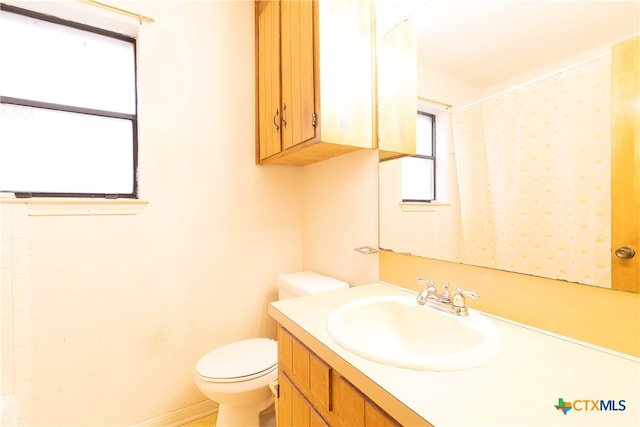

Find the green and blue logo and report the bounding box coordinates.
[554,398,626,415]
[555,398,572,415]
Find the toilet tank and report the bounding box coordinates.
[277,271,349,300]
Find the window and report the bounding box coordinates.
[401,111,436,202]
[0,3,138,198]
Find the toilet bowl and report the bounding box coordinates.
[194,338,278,427]
[194,272,349,427]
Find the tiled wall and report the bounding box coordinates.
[0,203,33,425]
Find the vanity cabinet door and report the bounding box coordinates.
[277,325,401,426]
[291,335,310,389]
[309,351,331,412]
[366,399,402,427]
[277,372,294,427]
[334,376,401,427]
[279,327,331,411]
[310,406,329,427]
[279,370,330,427]
[279,373,312,426]
[292,381,311,427]
[335,376,365,426]
[278,324,293,372]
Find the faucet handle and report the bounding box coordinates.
[417,278,436,293]
[452,288,479,308]
[416,278,436,305]
[441,281,451,302]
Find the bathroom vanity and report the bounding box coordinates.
[268,283,640,427]
[276,326,402,426]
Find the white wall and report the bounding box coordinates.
[1,1,383,425]
[2,1,305,425]
[417,63,482,107]
[302,150,379,286]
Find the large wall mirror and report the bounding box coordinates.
[378,0,639,292]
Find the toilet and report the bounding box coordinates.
[194,272,349,427]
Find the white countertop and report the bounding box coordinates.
[269,282,640,427]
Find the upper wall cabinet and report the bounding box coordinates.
[256,0,378,166]
[376,13,417,161]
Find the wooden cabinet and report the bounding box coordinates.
[376,14,417,161]
[279,374,328,427]
[256,0,317,163]
[255,0,377,166]
[276,325,401,427]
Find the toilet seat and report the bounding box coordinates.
[195,338,277,383]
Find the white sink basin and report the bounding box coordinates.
[326,295,501,371]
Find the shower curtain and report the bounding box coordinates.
[451,54,612,287]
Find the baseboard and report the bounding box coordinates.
[134,400,218,427]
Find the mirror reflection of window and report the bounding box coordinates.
[401,111,436,202]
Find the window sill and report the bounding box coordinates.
[399,201,450,212]
[0,194,148,216]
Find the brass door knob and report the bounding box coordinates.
[615,246,636,259]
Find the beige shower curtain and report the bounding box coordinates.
[451,54,612,287]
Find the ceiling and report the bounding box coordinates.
[415,0,640,88]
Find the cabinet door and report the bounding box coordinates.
[257,0,282,160]
[279,373,330,427]
[365,399,402,427]
[310,406,329,427]
[278,325,293,373]
[280,0,318,150]
[278,372,294,427]
[318,0,374,148]
[292,383,311,427]
[336,376,365,426]
[309,351,331,412]
[277,325,404,426]
[291,335,310,390]
[279,374,312,426]
[377,15,417,160]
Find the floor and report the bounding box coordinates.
[180,409,275,427]
[181,413,217,427]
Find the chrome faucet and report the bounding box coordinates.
[416,278,479,316]
[416,278,436,304]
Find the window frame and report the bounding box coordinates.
[0,2,139,199]
[401,110,436,203]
